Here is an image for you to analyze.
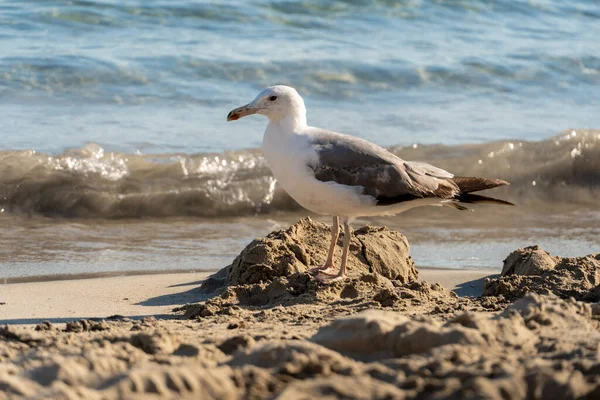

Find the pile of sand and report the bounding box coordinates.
[181,217,459,319]
[484,245,600,301]
[208,217,417,287]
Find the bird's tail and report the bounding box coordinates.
[450,176,515,207]
[451,176,509,193]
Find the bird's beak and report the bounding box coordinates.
[227,103,258,122]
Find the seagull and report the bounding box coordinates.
[227,85,512,283]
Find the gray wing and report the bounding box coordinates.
[307,130,459,205]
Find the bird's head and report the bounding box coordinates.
[227,85,306,124]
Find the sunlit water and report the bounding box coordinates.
[1,0,599,278]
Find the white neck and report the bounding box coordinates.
[267,113,307,135]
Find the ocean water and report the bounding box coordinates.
[1,0,599,278]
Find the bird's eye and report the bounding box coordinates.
[269,96,277,101]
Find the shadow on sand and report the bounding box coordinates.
[453,274,499,297]
[136,274,222,307]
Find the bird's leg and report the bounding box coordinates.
[317,219,350,283]
[309,216,339,275]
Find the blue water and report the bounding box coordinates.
[1,0,599,154]
[1,0,599,278]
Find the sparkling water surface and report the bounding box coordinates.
[1,0,599,277]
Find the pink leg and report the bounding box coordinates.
[309,216,339,275]
[317,219,350,283]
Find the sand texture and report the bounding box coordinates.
[2,219,600,399]
[223,217,418,286]
[484,245,600,301]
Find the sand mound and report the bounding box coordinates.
[205,217,417,289]
[483,245,600,301]
[180,218,454,319]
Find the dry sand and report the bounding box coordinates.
[0,272,212,325]
[0,269,489,326]
[1,218,599,399]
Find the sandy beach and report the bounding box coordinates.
[1,218,599,399]
[0,269,494,326]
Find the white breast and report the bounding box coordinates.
[262,125,317,205]
[262,125,377,217]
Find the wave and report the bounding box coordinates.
[3,0,599,104]
[3,54,598,104]
[0,130,598,218]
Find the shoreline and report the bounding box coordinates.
[0,268,218,285]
